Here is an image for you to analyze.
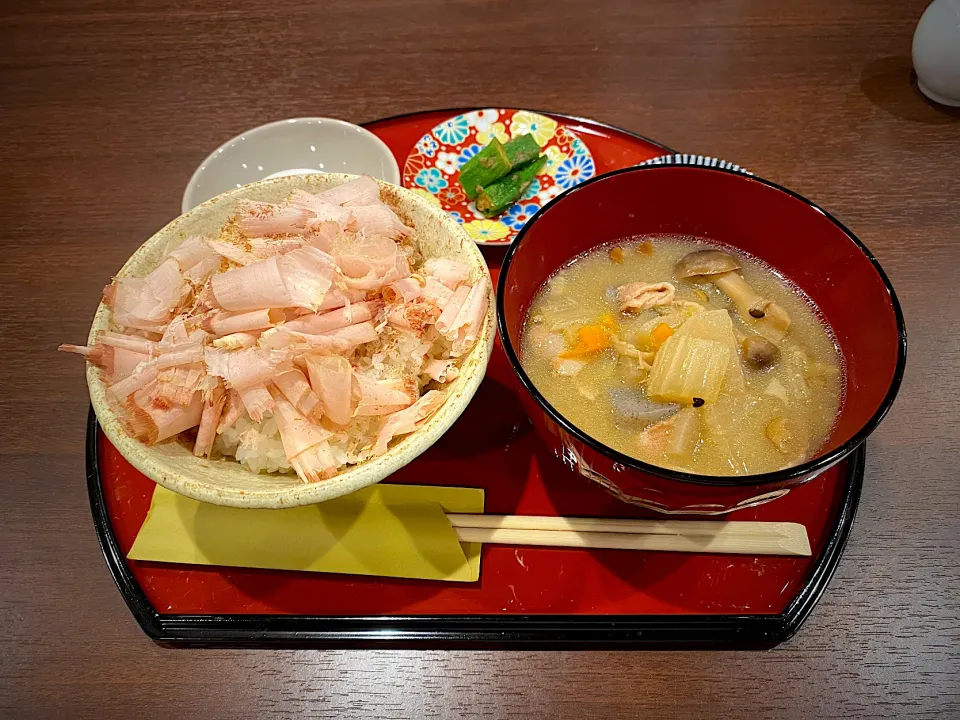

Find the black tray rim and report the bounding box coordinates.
[87,408,864,649]
[85,110,862,649]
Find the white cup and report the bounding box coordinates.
[912,0,960,107]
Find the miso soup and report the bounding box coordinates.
[520,236,843,476]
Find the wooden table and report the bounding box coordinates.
[2,0,958,717]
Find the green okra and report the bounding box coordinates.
[475,155,548,216]
[502,134,541,168]
[458,134,542,200]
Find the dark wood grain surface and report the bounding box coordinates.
[2,0,958,717]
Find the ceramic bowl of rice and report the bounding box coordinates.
[83,174,494,508]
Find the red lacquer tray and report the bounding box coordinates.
[87,110,864,648]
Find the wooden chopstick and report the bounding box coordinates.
[447,514,811,557]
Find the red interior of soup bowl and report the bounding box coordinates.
[498,165,906,488]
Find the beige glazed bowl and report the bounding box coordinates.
[87,174,495,508]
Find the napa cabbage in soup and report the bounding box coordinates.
[519,236,843,476]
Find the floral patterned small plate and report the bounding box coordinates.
[402,109,596,245]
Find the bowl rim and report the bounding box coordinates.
[181,117,402,213]
[496,164,908,488]
[92,172,495,507]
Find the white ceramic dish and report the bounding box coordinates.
[182,118,402,213]
[91,173,494,509]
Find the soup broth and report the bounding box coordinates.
[520,236,843,476]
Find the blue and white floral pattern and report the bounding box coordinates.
[457,143,482,167]
[554,154,596,190]
[433,116,470,145]
[448,211,465,224]
[414,167,448,193]
[416,136,439,157]
[522,178,542,201]
[502,202,540,230]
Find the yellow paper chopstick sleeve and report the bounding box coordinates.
[127,484,484,582]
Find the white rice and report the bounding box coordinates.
[214,416,291,475]
[213,411,388,479]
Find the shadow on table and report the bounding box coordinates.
[860,55,960,123]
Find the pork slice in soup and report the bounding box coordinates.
[520,236,843,476]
